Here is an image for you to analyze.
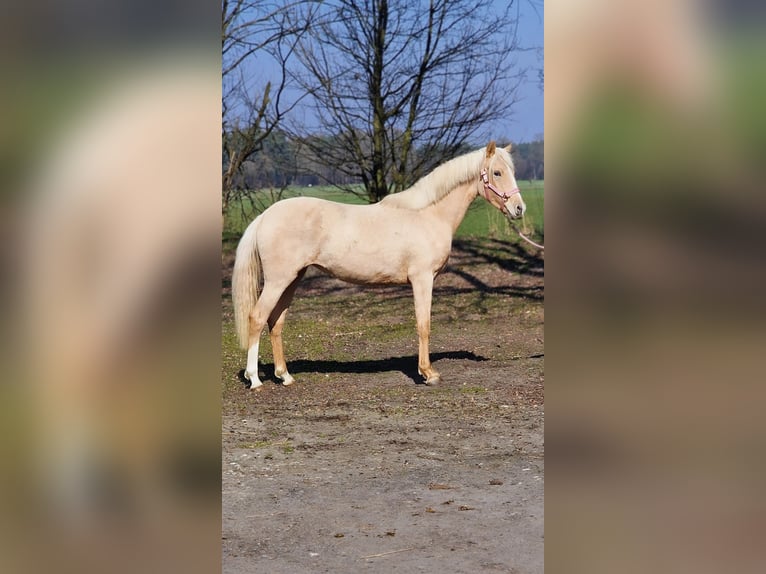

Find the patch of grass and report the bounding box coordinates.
[367,320,415,343]
[238,439,294,453]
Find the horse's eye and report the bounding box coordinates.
[493,171,501,177]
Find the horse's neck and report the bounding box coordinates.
[425,181,479,234]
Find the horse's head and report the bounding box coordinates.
[480,141,526,220]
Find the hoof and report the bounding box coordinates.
[239,369,263,390]
[275,370,295,386]
[418,368,441,386]
[425,375,442,386]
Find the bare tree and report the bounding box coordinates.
[221,0,315,216]
[289,0,528,203]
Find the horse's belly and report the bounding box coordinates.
[313,260,409,285]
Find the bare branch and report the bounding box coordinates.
[287,0,526,202]
[221,0,318,215]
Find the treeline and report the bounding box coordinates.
[512,140,545,181]
[225,131,544,190]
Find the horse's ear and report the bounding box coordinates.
[485,141,496,157]
[504,143,512,153]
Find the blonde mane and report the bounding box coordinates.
[380,145,514,210]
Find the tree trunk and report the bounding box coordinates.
[370,0,389,203]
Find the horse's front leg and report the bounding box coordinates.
[411,273,441,385]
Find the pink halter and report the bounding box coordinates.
[480,169,520,202]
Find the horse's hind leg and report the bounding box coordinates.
[245,278,295,389]
[268,271,304,386]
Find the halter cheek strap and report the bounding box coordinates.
[480,169,520,202]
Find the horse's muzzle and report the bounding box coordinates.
[505,204,524,220]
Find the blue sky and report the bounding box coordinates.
[501,0,544,143]
[229,0,543,144]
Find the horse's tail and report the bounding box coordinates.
[232,216,262,349]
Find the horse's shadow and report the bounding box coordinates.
[237,350,488,387]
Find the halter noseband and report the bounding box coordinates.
[480,169,520,202]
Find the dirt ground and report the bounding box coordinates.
[221,238,544,573]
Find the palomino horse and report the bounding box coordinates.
[232,141,526,389]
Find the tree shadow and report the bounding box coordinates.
[450,237,545,280]
[431,238,544,305]
[237,350,489,387]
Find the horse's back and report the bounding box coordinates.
[258,196,363,240]
[255,196,367,272]
[260,195,389,236]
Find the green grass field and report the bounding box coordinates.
[223,181,543,243]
